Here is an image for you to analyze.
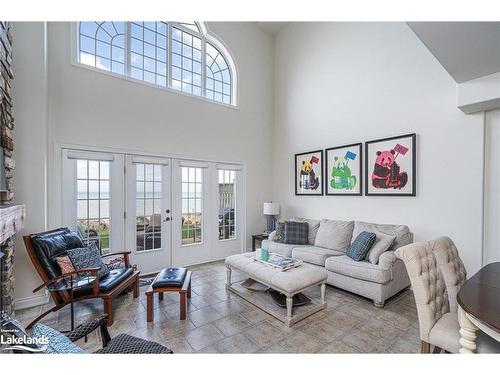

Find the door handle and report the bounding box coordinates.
[164,217,171,222]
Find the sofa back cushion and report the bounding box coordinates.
[314,219,354,252]
[366,232,396,264]
[352,221,412,251]
[283,221,309,245]
[31,228,85,279]
[289,217,320,245]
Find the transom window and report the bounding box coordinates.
[77,21,236,106]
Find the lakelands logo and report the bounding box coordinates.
[1,331,49,353]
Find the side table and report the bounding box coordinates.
[252,233,269,251]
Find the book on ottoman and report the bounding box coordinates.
[152,267,187,288]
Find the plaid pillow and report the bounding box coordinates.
[346,231,376,261]
[284,221,309,245]
[274,222,285,243]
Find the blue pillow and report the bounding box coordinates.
[67,243,110,279]
[346,231,376,261]
[32,323,85,354]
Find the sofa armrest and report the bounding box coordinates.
[378,251,397,269]
[267,231,277,242]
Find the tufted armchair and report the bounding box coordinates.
[429,237,467,313]
[395,241,455,353]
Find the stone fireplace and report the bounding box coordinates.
[1,22,25,316]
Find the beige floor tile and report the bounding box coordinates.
[243,320,288,347]
[279,332,324,353]
[341,327,392,353]
[316,340,361,353]
[184,323,225,351]
[298,318,346,344]
[212,333,260,353]
[213,314,254,336]
[187,306,224,327]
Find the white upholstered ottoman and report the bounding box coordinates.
[225,252,327,326]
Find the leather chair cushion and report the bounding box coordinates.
[75,268,135,296]
[31,228,85,279]
[152,267,187,288]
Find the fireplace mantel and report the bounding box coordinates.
[0,205,25,244]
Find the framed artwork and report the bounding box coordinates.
[365,133,416,196]
[295,150,324,196]
[325,143,362,196]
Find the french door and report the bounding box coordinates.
[61,148,243,274]
[125,156,172,274]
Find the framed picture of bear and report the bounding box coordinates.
[295,150,324,195]
[325,143,362,196]
[365,133,416,196]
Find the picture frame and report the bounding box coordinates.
[295,150,324,196]
[325,143,362,196]
[365,133,416,196]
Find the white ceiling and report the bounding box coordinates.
[407,22,500,83]
[255,22,289,36]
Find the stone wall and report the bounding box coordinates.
[0,21,15,315]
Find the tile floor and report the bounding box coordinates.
[15,261,420,353]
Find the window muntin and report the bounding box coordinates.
[206,42,231,104]
[136,163,162,251]
[77,22,235,105]
[76,159,111,253]
[218,170,236,240]
[181,167,203,245]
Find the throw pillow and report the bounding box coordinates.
[289,217,320,245]
[32,323,85,354]
[56,256,76,274]
[366,232,397,264]
[66,243,110,279]
[274,222,285,243]
[284,221,309,245]
[352,221,411,251]
[314,219,354,252]
[346,231,376,261]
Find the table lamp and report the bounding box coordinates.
[263,202,280,233]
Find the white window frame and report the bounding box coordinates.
[70,22,239,108]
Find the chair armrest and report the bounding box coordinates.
[65,314,110,346]
[267,231,277,242]
[378,251,397,269]
[33,268,100,295]
[101,251,131,268]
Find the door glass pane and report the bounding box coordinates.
[136,163,162,251]
[181,167,203,245]
[76,159,111,253]
[218,170,236,240]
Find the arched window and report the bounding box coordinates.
[77,22,237,106]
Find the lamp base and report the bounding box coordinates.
[266,216,276,232]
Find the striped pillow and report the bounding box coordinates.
[346,231,376,261]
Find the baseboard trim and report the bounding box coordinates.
[14,293,50,310]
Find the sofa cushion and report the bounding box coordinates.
[292,246,344,266]
[346,231,376,261]
[325,255,392,284]
[353,221,411,251]
[366,232,396,265]
[314,219,354,252]
[284,221,309,245]
[262,240,304,258]
[289,218,320,245]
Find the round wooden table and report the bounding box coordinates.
[457,262,500,353]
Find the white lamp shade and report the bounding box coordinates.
[263,202,280,215]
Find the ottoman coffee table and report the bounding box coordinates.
[225,252,327,326]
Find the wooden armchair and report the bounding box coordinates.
[23,228,140,327]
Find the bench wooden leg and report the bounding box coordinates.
[146,293,153,322]
[103,298,113,326]
[187,279,192,299]
[180,291,187,320]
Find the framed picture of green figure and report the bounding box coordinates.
[325,143,362,196]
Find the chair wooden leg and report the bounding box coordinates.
[103,298,113,326]
[421,341,430,353]
[132,276,139,298]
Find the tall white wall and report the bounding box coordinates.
[484,109,500,264]
[13,21,275,307]
[12,22,49,308]
[273,22,485,274]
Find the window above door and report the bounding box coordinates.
[74,21,237,106]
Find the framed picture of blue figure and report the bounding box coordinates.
[295,150,323,196]
[325,143,362,196]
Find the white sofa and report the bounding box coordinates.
[262,218,412,307]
